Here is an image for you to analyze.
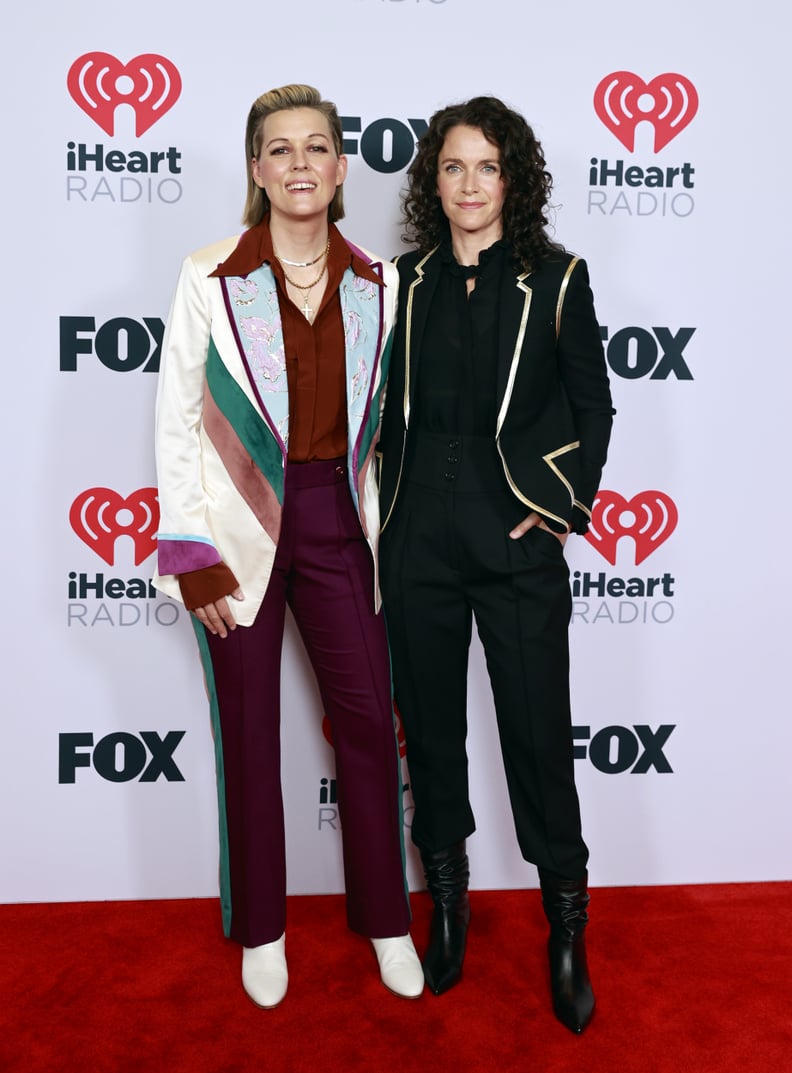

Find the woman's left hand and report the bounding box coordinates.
[509,511,570,547]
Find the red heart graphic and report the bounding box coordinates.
[594,72,698,152]
[67,52,182,136]
[584,490,678,565]
[70,488,160,566]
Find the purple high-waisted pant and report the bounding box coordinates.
[199,458,410,947]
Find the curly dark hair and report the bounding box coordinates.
[401,96,564,272]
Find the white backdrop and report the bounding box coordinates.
[3,0,791,905]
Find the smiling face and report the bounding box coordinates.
[251,106,347,224]
[436,124,505,248]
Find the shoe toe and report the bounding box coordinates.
[371,935,425,999]
[242,934,288,1008]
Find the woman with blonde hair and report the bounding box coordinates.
[155,84,422,1008]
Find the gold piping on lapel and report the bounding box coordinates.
[573,499,592,519]
[381,247,437,533]
[495,273,532,437]
[403,247,436,428]
[555,256,580,340]
[494,265,585,530]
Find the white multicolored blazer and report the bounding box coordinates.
[154,230,398,625]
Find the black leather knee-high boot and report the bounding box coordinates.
[420,841,470,995]
[538,868,595,1033]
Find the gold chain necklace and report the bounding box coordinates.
[274,238,330,267]
[279,262,327,320]
[274,241,330,320]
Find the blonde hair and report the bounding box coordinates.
[242,84,345,227]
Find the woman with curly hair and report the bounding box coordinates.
[378,96,614,1032]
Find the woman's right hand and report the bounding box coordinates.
[193,588,245,638]
[509,511,569,546]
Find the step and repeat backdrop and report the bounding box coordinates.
[3,0,790,904]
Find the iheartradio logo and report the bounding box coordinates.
[67,52,182,136]
[70,488,159,566]
[594,72,698,152]
[584,490,678,566]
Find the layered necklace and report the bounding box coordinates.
[274,238,331,321]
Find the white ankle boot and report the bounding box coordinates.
[371,934,424,998]
[242,933,288,1008]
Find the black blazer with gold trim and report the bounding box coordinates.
[378,246,614,535]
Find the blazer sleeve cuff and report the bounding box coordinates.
[178,562,240,611]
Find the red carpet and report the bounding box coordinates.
[1,883,790,1072]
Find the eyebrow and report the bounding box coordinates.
[265,132,332,148]
[440,156,500,166]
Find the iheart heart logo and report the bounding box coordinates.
[584,490,678,566]
[593,72,698,152]
[70,488,160,566]
[67,53,182,136]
